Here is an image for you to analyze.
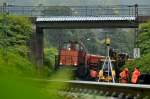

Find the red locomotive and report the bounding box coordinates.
[55,40,130,81]
[55,41,105,80]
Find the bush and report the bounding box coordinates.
[0,50,36,77]
[0,15,32,57]
[123,53,150,73]
[44,47,58,69]
[138,21,150,55]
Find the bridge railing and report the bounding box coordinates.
[0,5,140,17]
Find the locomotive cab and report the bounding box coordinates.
[56,41,86,69]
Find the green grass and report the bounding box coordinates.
[0,50,36,77]
[0,50,73,99]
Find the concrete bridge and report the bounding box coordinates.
[1,4,150,68]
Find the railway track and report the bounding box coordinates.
[61,81,150,99]
[34,79,150,99]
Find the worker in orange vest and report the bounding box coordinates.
[131,67,141,84]
[119,68,129,83]
[90,69,97,81]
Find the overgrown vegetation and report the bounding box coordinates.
[0,14,32,57]
[124,53,150,73]
[137,21,150,55]
[0,14,33,75]
[0,15,71,99]
[0,50,36,76]
[44,47,58,69]
[123,21,150,73]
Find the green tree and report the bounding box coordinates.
[123,21,150,73]
[44,47,58,69]
[0,15,32,57]
[123,53,150,73]
[137,21,150,55]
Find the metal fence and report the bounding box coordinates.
[0,5,143,17]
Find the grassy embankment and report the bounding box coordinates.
[0,14,72,99]
[0,50,72,99]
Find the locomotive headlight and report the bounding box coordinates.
[68,48,71,51]
[74,63,77,66]
[60,62,62,65]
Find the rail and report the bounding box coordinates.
[64,81,150,98]
[35,79,150,99]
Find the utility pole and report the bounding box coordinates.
[133,4,140,59]
[2,3,8,62]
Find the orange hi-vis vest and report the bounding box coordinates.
[131,69,141,84]
[90,70,97,78]
[119,70,129,83]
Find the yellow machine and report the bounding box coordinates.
[98,70,116,82]
[98,37,116,83]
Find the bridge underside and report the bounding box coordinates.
[36,21,138,29]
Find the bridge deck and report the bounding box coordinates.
[36,16,138,28]
[36,16,136,21]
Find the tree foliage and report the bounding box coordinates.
[123,21,150,73]
[0,15,34,75]
[137,21,150,55]
[0,15,32,57]
[123,53,150,73]
[44,47,58,69]
[0,15,69,99]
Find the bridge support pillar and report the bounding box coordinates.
[35,27,44,69]
[30,26,44,70]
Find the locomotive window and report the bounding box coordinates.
[63,43,71,49]
[67,43,71,49]
[63,44,66,49]
[75,44,79,50]
[62,42,85,51]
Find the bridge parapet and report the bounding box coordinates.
[0,5,139,17]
